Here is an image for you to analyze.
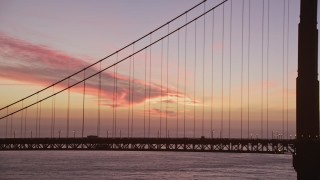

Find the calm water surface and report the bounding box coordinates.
[0,151,296,179]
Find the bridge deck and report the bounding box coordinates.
[0,137,297,154]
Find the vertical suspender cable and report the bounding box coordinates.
[228,0,233,138]
[241,0,245,139]
[51,90,53,138]
[113,64,116,137]
[211,10,215,138]
[266,0,270,139]
[247,0,251,138]
[10,114,13,138]
[261,0,265,138]
[24,108,27,138]
[160,39,164,138]
[194,20,197,138]
[282,0,286,138]
[177,30,180,138]
[82,70,86,138]
[6,107,8,138]
[112,66,117,137]
[128,49,132,138]
[184,13,188,138]
[20,101,23,137]
[221,3,225,138]
[202,1,206,137]
[115,54,119,137]
[144,49,147,138]
[166,24,170,138]
[67,78,70,138]
[149,34,152,138]
[286,0,290,139]
[98,62,101,137]
[53,87,56,137]
[131,44,135,137]
[39,101,41,137]
[38,97,40,137]
[36,93,39,137]
[112,64,115,137]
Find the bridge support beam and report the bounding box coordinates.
[294,0,320,179]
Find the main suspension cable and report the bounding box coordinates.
[0,0,215,112]
[1,0,229,122]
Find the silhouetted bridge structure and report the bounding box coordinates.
[1,0,320,178]
[0,137,297,154]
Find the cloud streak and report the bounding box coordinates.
[0,33,192,107]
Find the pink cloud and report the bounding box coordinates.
[0,33,190,107]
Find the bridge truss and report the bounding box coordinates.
[0,137,295,154]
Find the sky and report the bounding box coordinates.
[0,0,307,138]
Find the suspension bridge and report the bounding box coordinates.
[0,0,319,178]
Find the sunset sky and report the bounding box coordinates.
[0,0,309,138]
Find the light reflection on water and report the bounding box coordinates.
[0,151,296,179]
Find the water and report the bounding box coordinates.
[0,151,296,179]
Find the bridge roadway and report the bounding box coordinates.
[0,137,299,154]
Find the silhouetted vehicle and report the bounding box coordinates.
[87,135,98,138]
